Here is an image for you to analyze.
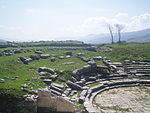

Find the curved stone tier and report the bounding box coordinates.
[83,79,150,113]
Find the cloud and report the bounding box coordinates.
[63,17,127,37]
[131,13,150,25]
[63,13,150,37]
[26,8,36,13]
[115,13,129,18]
[127,13,150,31]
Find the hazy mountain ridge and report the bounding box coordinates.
[0,39,6,42]
[1,29,150,44]
[81,28,150,44]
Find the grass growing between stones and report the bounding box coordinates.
[0,42,150,97]
[0,47,102,96]
[87,82,101,88]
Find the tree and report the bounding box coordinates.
[107,24,114,44]
[115,24,124,43]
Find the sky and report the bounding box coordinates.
[0,0,150,41]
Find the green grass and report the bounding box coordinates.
[0,47,102,96]
[0,42,150,97]
[87,82,101,88]
[98,42,150,62]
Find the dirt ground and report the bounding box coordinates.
[93,86,150,113]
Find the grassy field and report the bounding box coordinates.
[0,42,150,97]
[98,42,150,62]
[0,47,102,96]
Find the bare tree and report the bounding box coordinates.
[107,24,114,44]
[115,24,124,43]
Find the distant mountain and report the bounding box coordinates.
[0,39,6,42]
[80,29,150,44]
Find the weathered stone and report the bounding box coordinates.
[110,65,117,70]
[50,85,63,93]
[30,55,40,60]
[92,56,102,61]
[70,77,77,82]
[14,49,22,54]
[25,58,32,63]
[40,54,50,59]
[58,77,66,82]
[50,57,56,62]
[52,83,64,90]
[78,57,90,62]
[59,56,65,59]
[88,60,97,67]
[66,81,83,90]
[11,77,16,80]
[5,52,13,56]
[70,90,77,96]
[80,90,88,97]
[73,63,109,81]
[66,55,71,58]
[43,79,52,85]
[50,74,58,81]
[39,72,48,76]
[79,96,85,104]
[111,62,123,67]
[85,76,97,81]
[64,88,72,96]
[38,67,55,74]
[50,89,62,96]
[77,53,85,56]
[0,79,5,83]
[19,56,27,62]
[21,84,28,88]
[75,80,86,86]
[65,51,72,56]
[19,56,33,64]
[0,96,37,113]
[35,50,43,54]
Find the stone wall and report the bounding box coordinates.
[37,89,75,113]
[57,96,75,112]
[0,96,37,113]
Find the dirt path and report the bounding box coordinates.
[93,86,150,113]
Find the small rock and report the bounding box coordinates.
[59,56,65,59]
[40,54,50,59]
[0,79,5,83]
[66,55,71,58]
[50,57,56,62]
[43,79,52,85]
[50,74,58,81]
[66,52,72,56]
[21,84,28,88]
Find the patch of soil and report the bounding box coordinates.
[93,86,150,113]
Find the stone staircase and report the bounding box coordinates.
[124,61,150,78]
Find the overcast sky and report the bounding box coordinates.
[0,0,150,41]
